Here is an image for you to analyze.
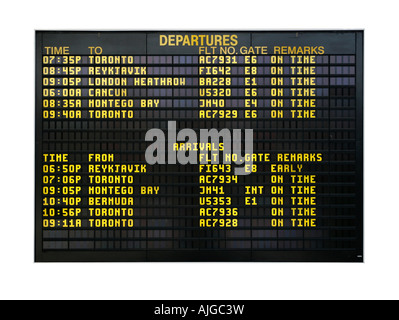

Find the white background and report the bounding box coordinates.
[0,0,398,300]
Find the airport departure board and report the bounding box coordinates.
[35,31,363,262]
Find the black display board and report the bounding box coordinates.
[35,31,363,262]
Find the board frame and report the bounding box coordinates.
[35,30,364,262]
